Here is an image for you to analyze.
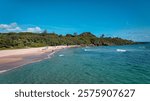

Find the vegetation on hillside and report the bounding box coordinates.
[0,32,134,49]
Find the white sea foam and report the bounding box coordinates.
[139,46,145,49]
[59,54,64,57]
[84,49,88,51]
[116,49,127,52]
[47,52,55,58]
[84,48,111,52]
[0,70,8,74]
[85,46,90,48]
[84,48,93,52]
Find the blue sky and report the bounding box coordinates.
[0,0,150,41]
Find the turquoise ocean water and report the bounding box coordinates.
[0,43,150,84]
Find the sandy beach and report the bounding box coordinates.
[0,45,77,73]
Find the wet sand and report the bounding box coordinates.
[0,45,78,73]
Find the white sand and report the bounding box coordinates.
[0,45,78,72]
[0,46,71,58]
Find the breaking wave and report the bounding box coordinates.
[116,49,127,52]
[59,54,64,57]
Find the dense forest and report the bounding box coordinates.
[0,32,134,49]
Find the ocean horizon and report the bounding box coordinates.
[0,43,150,84]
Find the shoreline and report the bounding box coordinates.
[0,45,78,73]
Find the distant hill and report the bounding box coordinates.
[135,42,150,44]
[0,32,135,49]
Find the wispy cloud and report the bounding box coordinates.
[27,27,42,33]
[0,23,22,32]
[0,22,42,33]
[0,23,77,34]
[6,27,22,32]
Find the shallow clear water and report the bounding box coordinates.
[0,43,150,84]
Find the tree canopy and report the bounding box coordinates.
[0,32,134,49]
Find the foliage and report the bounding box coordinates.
[0,32,134,49]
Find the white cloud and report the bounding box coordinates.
[27,27,42,33]
[10,22,17,28]
[0,22,17,29]
[0,24,10,29]
[0,23,43,33]
[6,27,22,32]
[0,22,22,32]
